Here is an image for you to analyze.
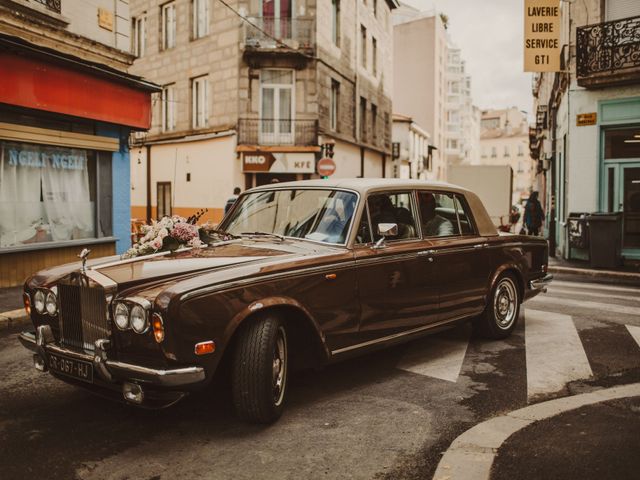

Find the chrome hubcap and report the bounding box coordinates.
[494,278,517,330]
[272,326,287,406]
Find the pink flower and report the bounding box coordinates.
[151,238,163,250]
[170,222,199,243]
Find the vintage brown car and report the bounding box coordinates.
[19,179,552,422]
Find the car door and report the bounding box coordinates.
[353,190,440,345]
[417,190,492,321]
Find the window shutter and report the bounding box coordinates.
[606,0,640,21]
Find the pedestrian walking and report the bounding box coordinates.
[225,187,241,214]
[523,191,544,236]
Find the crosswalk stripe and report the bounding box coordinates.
[549,287,640,302]
[525,309,593,399]
[529,295,640,316]
[627,325,640,349]
[396,327,470,382]
[552,280,640,294]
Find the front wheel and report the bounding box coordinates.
[474,273,521,339]
[231,313,288,423]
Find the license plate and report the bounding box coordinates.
[49,353,94,383]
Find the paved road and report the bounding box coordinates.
[1,276,639,480]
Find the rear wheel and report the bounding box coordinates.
[231,313,288,423]
[474,273,521,339]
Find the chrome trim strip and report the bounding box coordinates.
[331,315,470,355]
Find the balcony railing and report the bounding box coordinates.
[237,118,318,146]
[32,0,61,13]
[244,17,315,52]
[576,15,640,87]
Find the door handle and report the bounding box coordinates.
[417,249,436,256]
[473,243,489,249]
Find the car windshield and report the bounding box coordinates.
[222,189,358,245]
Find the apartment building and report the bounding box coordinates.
[444,44,479,166]
[128,0,398,224]
[531,0,640,261]
[391,114,431,180]
[392,11,447,180]
[0,0,158,286]
[479,107,534,206]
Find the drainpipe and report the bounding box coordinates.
[146,144,151,222]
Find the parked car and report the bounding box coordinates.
[19,179,552,423]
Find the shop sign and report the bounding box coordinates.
[576,112,597,126]
[5,145,87,170]
[242,152,315,173]
[317,158,336,177]
[524,0,561,72]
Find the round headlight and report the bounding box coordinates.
[45,291,57,316]
[34,290,46,314]
[130,305,148,333]
[114,302,130,330]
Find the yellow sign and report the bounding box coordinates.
[524,0,561,72]
[576,112,597,126]
[98,8,114,31]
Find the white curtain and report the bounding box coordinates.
[0,142,94,247]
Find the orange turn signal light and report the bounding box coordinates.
[151,313,164,343]
[23,293,31,316]
[195,340,216,356]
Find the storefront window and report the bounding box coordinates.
[0,141,99,248]
[604,127,640,160]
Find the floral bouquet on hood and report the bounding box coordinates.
[123,210,210,259]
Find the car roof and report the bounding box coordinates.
[248,178,471,195]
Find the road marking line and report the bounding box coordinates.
[548,287,640,302]
[525,309,593,400]
[627,325,640,349]
[551,280,640,294]
[529,295,640,316]
[397,327,470,382]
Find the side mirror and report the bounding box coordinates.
[377,223,398,237]
[373,223,398,249]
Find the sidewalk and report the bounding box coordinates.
[0,286,28,330]
[433,383,640,480]
[548,256,640,286]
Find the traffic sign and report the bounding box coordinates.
[317,158,336,176]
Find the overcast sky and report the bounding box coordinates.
[401,0,533,116]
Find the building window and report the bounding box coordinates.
[330,80,340,131]
[332,0,340,46]
[192,0,209,39]
[491,146,497,157]
[191,76,209,129]
[132,15,146,57]
[162,2,177,50]
[359,97,367,141]
[162,84,176,132]
[157,182,172,219]
[372,37,377,76]
[260,70,294,144]
[0,141,113,248]
[360,25,367,68]
[374,0,378,16]
[371,104,377,140]
[518,144,524,156]
[503,145,510,157]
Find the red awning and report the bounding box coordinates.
[0,52,154,130]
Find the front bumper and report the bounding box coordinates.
[530,273,554,293]
[19,325,205,388]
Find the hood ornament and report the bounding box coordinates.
[78,248,91,273]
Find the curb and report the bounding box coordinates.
[548,265,640,284]
[0,308,30,331]
[432,382,640,480]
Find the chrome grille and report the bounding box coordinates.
[58,281,110,351]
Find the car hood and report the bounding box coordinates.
[27,239,343,291]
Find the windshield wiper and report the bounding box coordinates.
[240,231,286,242]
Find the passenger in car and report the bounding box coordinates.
[419,193,454,237]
